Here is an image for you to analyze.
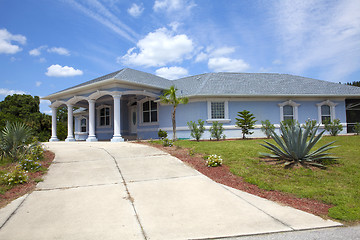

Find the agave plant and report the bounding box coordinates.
[0,121,32,162]
[260,123,337,169]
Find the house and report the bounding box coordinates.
[42,68,360,141]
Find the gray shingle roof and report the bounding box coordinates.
[48,68,360,99]
[174,72,360,97]
[54,68,171,95]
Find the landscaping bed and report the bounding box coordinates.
[0,150,55,208]
[144,135,360,224]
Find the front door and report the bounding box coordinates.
[129,106,137,134]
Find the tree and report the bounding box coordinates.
[160,86,188,141]
[346,81,360,87]
[209,121,224,141]
[0,94,51,142]
[56,106,68,141]
[236,110,256,139]
[187,119,205,141]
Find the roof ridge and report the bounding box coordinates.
[195,73,213,95]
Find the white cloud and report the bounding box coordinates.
[272,59,282,65]
[120,27,194,67]
[153,0,196,14]
[45,64,83,77]
[36,81,42,87]
[0,88,27,96]
[47,47,70,56]
[128,3,144,17]
[29,45,47,56]
[0,29,26,54]
[272,0,360,82]
[195,46,236,62]
[208,57,250,72]
[155,66,188,80]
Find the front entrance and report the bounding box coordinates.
[129,106,137,134]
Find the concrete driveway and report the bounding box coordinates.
[0,142,341,240]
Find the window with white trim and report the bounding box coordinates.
[283,105,294,120]
[80,118,87,132]
[142,100,158,123]
[316,100,337,124]
[211,102,225,119]
[278,100,300,121]
[321,105,331,123]
[99,107,110,126]
[207,101,230,123]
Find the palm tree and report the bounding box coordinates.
[0,121,32,162]
[160,86,188,141]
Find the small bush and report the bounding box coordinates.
[354,122,360,135]
[187,119,205,141]
[206,154,223,167]
[260,120,275,139]
[302,119,318,137]
[210,121,224,141]
[162,138,173,147]
[2,166,29,186]
[158,129,168,139]
[324,119,343,136]
[19,158,42,172]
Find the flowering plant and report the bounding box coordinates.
[2,166,29,186]
[206,154,223,167]
[20,158,42,172]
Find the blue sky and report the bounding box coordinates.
[1,0,360,114]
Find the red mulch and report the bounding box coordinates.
[0,151,55,208]
[142,142,333,218]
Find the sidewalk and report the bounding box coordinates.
[0,142,341,240]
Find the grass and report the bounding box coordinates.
[174,135,360,222]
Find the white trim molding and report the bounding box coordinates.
[316,100,338,124]
[206,100,230,123]
[278,100,300,121]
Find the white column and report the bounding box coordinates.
[86,99,98,142]
[49,106,59,142]
[65,104,75,142]
[111,94,124,142]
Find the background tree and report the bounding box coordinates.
[345,81,360,87]
[56,106,68,140]
[160,86,188,141]
[236,110,256,139]
[0,94,51,141]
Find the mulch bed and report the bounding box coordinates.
[0,151,55,208]
[142,142,333,218]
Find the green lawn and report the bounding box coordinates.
[174,135,360,222]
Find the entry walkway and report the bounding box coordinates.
[0,142,341,240]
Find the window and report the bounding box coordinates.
[80,118,87,132]
[317,100,337,124]
[278,100,300,121]
[283,105,294,120]
[211,102,225,119]
[100,107,110,126]
[321,105,331,123]
[142,100,157,123]
[207,101,230,123]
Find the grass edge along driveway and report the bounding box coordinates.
[174,135,360,223]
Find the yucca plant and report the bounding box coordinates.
[0,121,32,162]
[260,123,337,169]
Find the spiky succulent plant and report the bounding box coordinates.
[260,123,337,169]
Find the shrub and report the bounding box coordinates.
[302,119,318,137]
[0,121,32,162]
[210,121,224,141]
[236,110,257,139]
[206,154,223,167]
[27,142,45,161]
[353,122,360,135]
[158,129,168,139]
[260,123,337,169]
[187,119,205,141]
[324,119,343,136]
[162,138,173,147]
[19,158,42,172]
[260,120,275,139]
[2,166,29,186]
